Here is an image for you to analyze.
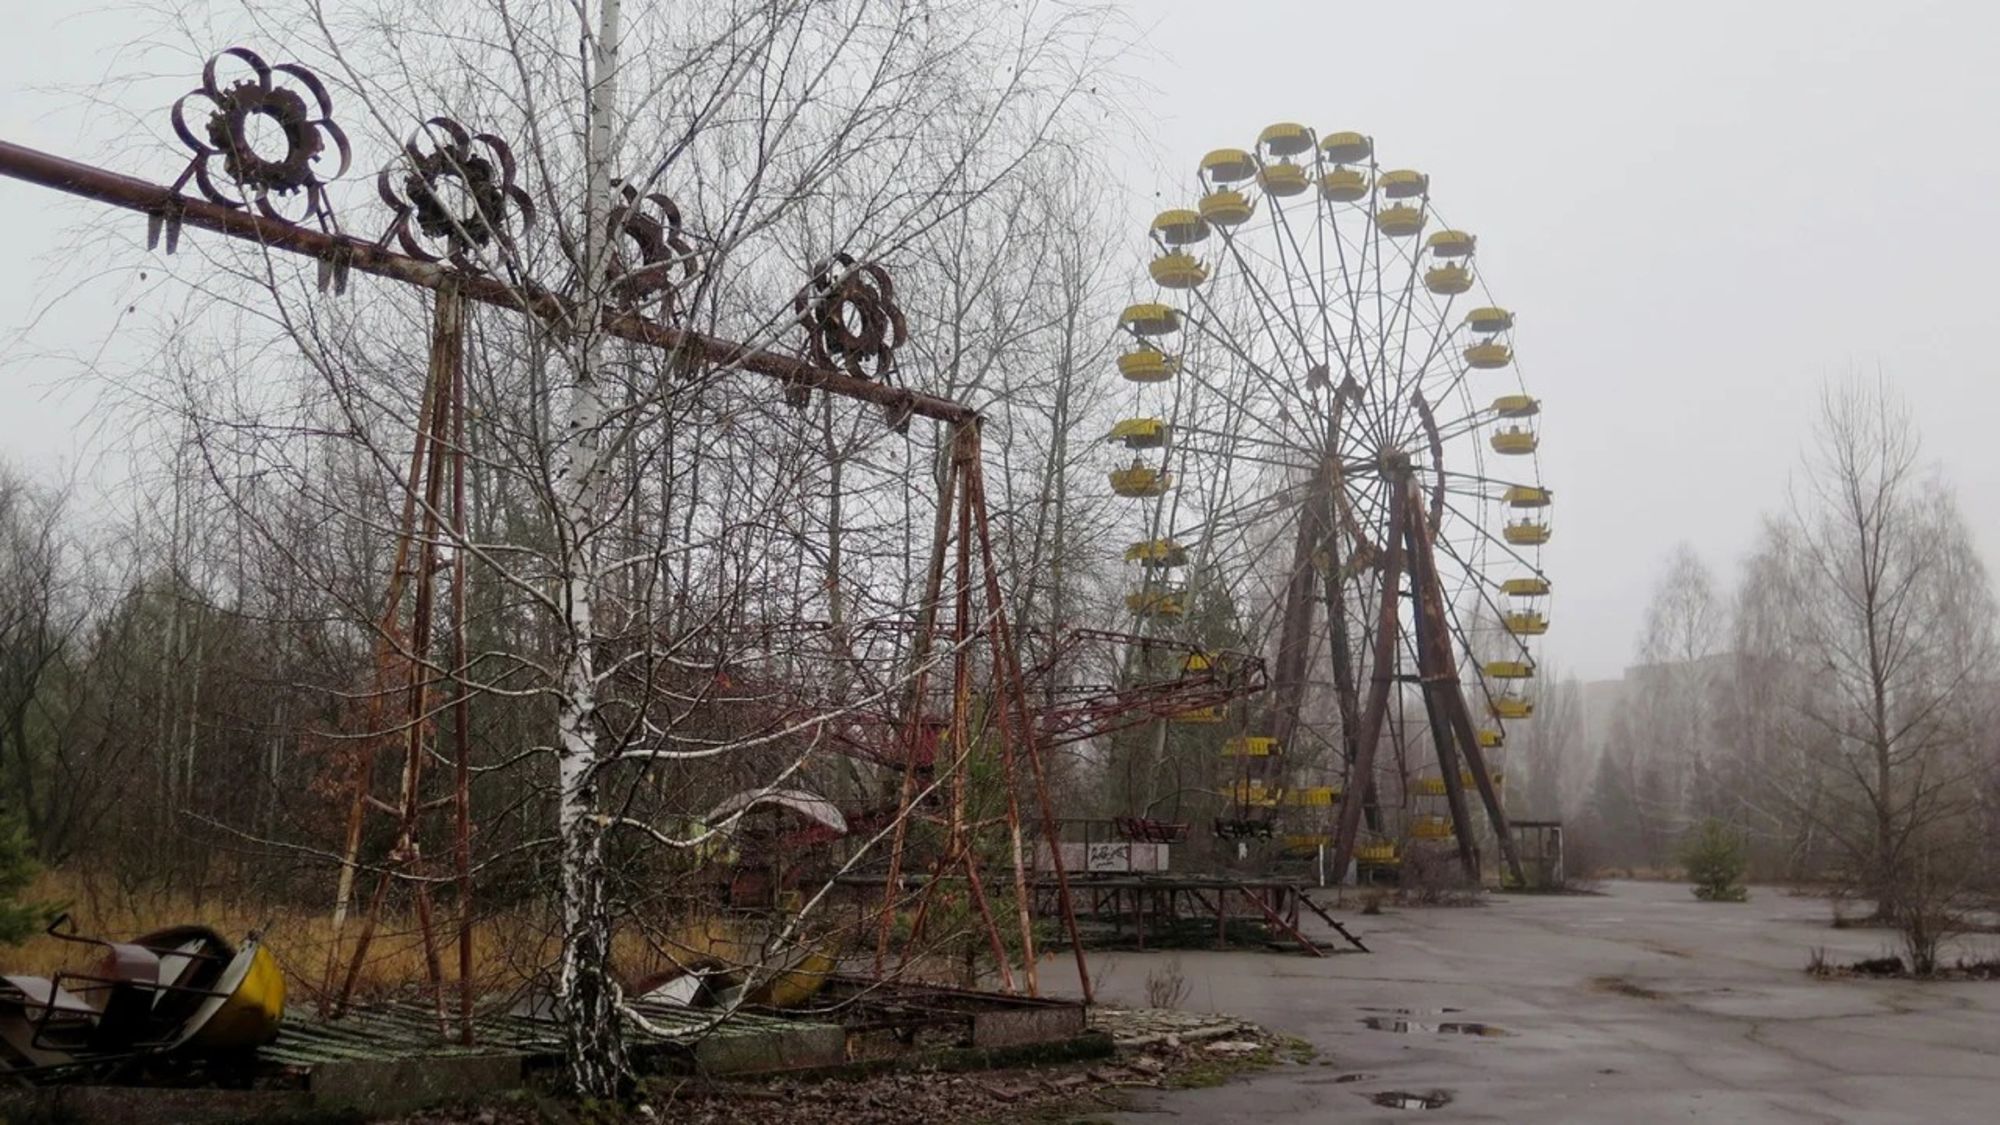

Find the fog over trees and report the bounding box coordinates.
[1554,378,1999,924]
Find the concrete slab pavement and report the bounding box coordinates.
[1037,880,2000,1123]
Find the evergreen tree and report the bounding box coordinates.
[0,812,44,945]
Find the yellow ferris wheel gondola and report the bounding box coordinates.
[1151,208,1210,245]
[1258,162,1309,197]
[1200,147,1258,183]
[1222,735,1279,757]
[1148,251,1208,289]
[1426,229,1476,257]
[1411,814,1455,840]
[1109,462,1172,498]
[1286,785,1338,807]
[1355,840,1400,866]
[1501,576,1550,597]
[1200,189,1254,227]
[1118,347,1178,383]
[1124,538,1188,567]
[1465,339,1513,368]
[1374,203,1425,237]
[1425,263,1474,295]
[1466,306,1515,334]
[1491,426,1538,454]
[1109,417,1171,449]
[1120,302,1182,337]
[1378,169,1429,198]
[1257,122,1315,157]
[1126,587,1186,618]
[1229,780,1279,807]
[1318,130,1372,164]
[1255,121,1314,198]
[1320,166,1369,201]
[1504,485,1552,542]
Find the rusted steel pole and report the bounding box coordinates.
[965,448,1091,1002]
[334,299,462,1020]
[873,448,960,975]
[0,138,979,425]
[948,449,1016,992]
[446,289,477,1045]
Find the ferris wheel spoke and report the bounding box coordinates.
[1435,491,1550,595]
[1264,189,1343,376]
[1208,223,1321,375]
[1377,236,1435,453]
[1397,300,1465,453]
[1432,404,1503,446]
[1435,466,1545,494]
[1348,200,1400,451]
[1178,251,1317,403]
[1430,528,1538,672]
[1175,338,1316,452]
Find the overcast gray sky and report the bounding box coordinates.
[5,1,1999,679]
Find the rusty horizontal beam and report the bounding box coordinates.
[0,138,979,425]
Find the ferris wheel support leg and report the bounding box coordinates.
[1327,489,1408,883]
[1403,491,1527,887]
[1439,688,1526,887]
[1418,678,1481,879]
[1318,509,1384,835]
[1402,494,1484,881]
[1267,475,1331,790]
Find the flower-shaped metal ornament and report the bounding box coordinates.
[169,47,351,228]
[794,254,907,383]
[605,184,698,322]
[377,118,536,273]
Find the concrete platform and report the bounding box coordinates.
[1038,879,2000,1123]
[0,980,1093,1121]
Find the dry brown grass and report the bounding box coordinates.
[4,870,823,1011]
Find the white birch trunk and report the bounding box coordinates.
[553,0,629,1098]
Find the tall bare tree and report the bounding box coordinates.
[1774,376,1994,915]
[1634,543,1726,824]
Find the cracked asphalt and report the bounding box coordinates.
[1038,879,2000,1123]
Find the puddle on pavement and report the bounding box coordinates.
[1368,1089,1454,1110]
[1360,1017,1510,1037]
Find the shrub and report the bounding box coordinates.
[1886,845,1971,977]
[1144,956,1190,1009]
[1,813,46,946]
[1678,819,1749,902]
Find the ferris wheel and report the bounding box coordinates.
[1105,123,1551,883]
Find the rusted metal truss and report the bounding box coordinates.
[0,48,969,425]
[0,46,1101,1043]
